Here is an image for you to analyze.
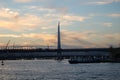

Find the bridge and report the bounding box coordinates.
[0,48,110,60]
[0,22,111,61]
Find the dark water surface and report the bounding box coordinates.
[0,60,120,80]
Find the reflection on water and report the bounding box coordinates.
[0,60,120,80]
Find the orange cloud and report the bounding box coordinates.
[0,8,19,19]
[0,31,120,48]
[0,8,49,31]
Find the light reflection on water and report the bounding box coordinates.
[0,60,120,80]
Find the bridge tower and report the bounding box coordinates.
[57,22,62,60]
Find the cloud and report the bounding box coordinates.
[29,6,54,12]
[0,8,53,31]
[62,15,87,22]
[81,0,120,5]
[14,0,120,4]
[60,30,103,48]
[0,30,120,48]
[0,31,95,47]
[14,0,32,3]
[0,8,19,19]
[103,22,112,27]
[62,30,120,48]
[29,6,68,14]
[104,33,120,41]
[87,32,120,47]
[0,14,42,31]
[107,13,120,17]
[0,7,92,32]
[88,1,112,5]
[44,14,90,22]
[29,5,93,23]
[14,0,54,3]
[0,33,56,46]
[0,34,20,38]
[0,43,5,46]
[41,26,55,30]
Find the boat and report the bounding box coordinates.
[68,57,101,64]
[1,60,4,66]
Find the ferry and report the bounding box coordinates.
[68,57,101,64]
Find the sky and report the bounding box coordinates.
[0,0,120,48]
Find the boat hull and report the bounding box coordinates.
[68,60,101,64]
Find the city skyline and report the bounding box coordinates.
[0,0,120,48]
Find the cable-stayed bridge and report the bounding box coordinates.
[0,22,111,60]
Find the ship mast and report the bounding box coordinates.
[1,40,10,66]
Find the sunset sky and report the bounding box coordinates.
[0,0,120,48]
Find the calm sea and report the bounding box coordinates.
[0,60,120,80]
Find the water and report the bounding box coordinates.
[0,60,120,80]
